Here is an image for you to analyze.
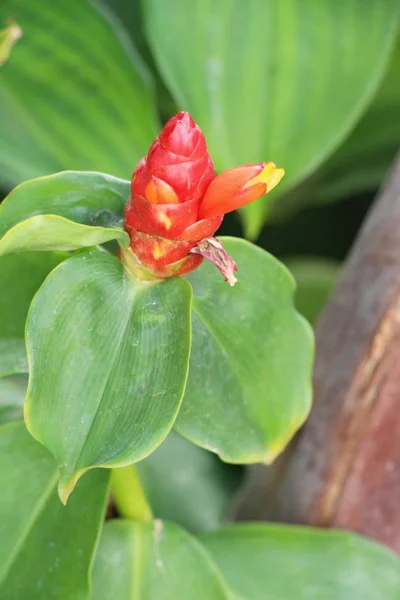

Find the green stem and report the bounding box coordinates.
[110,465,153,521]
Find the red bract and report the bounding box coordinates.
[123,111,284,283]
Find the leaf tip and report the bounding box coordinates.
[57,468,85,505]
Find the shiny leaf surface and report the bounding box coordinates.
[177,237,313,463]
[25,250,192,502]
[0,421,110,600]
[144,0,399,237]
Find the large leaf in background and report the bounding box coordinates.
[25,250,192,502]
[113,431,242,534]
[202,524,400,600]
[176,238,313,464]
[0,172,130,255]
[0,421,109,600]
[144,0,399,238]
[0,0,158,187]
[285,257,339,325]
[277,39,400,217]
[92,520,230,599]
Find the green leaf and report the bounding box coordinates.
[0,0,158,186]
[0,339,28,378]
[277,39,400,217]
[136,431,243,533]
[92,520,230,599]
[0,251,67,338]
[0,421,110,600]
[0,171,130,256]
[202,524,400,600]
[177,237,313,463]
[25,250,192,502]
[0,376,27,424]
[144,0,399,238]
[285,257,339,324]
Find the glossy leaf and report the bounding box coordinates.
[285,257,339,324]
[277,39,400,217]
[0,251,67,338]
[202,524,400,600]
[0,0,158,186]
[0,421,110,600]
[0,376,26,424]
[0,172,130,256]
[177,237,313,463]
[0,339,28,378]
[25,250,192,502]
[144,0,399,238]
[92,520,230,599]
[135,431,242,533]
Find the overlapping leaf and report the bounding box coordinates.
[0,421,109,600]
[0,171,130,256]
[176,237,313,463]
[144,0,399,237]
[25,250,192,502]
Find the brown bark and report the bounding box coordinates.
[266,155,400,553]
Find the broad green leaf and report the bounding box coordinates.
[0,171,130,256]
[0,0,158,186]
[116,431,243,534]
[92,520,230,599]
[285,257,339,324]
[0,339,28,377]
[176,237,313,464]
[144,0,399,238]
[25,250,192,502]
[202,524,400,600]
[277,39,400,217]
[0,421,110,600]
[0,251,67,338]
[0,376,26,424]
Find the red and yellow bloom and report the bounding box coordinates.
[123,111,284,284]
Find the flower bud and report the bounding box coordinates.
[123,113,284,283]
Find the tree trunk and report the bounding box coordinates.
[266,155,400,553]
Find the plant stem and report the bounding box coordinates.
[110,465,153,521]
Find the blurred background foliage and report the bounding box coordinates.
[0,0,399,326]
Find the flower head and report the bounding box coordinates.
[123,111,284,283]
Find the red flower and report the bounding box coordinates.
[123,112,284,284]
